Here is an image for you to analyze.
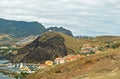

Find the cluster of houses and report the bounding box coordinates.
[0,46,8,49]
[9,44,99,73]
[79,44,98,55]
[9,54,85,73]
[0,45,18,55]
[37,54,84,70]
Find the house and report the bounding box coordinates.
[76,54,83,58]
[54,58,65,64]
[45,60,53,66]
[80,44,95,55]
[19,63,24,68]
[0,46,8,49]
[64,57,72,62]
[83,44,91,49]
[11,51,18,55]
[38,64,47,69]
[19,66,30,71]
[64,55,73,62]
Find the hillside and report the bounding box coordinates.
[56,32,104,54]
[12,32,120,63]
[13,32,120,62]
[27,47,120,79]
[12,32,68,63]
[0,33,13,41]
[12,32,99,63]
[0,18,45,37]
[0,32,27,46]
[0,18,73,38]
[15,35,39,47]
[95,36,120,42]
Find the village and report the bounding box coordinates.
[2,44,100,74]
[0,45,18,56]
[6,54,85,74]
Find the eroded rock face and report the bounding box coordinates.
[12,32,67,63]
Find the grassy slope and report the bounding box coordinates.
[27,47,120,79]
[95,36,120,42]
[54,32,104,53]
[0,32,27,46]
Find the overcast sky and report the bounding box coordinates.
[0,0,120,36]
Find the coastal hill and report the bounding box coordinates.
[10,32,120,79]
[12,32,120,63]
[0,18,73,46]
[12,32,68,63]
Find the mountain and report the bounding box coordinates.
[12,32,68,63]
[0,18,45,37]
[0,18,73,38]
[12,32,94,63]
[45,27,73,37]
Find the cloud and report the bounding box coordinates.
[0,0,120,36]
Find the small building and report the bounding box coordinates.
[54,58,65,64]
[0,46,8,49]
[64,55,80,62]
[19,66,30,71]
[38,64,47,69]
[64,57,72,62]
[19,63,24,68]
[11,51,18,55]
[80,44,95,55]
[45,60,53,66]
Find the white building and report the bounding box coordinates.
[54,58,65,64]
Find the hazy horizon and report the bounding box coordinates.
[0,0,120,36]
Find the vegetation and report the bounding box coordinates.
[26,34,120,79]
[0,18,45,37]
[12,32,120,63]
[56,32,105,54]
[27,47,120,79]
[0,18,73,38]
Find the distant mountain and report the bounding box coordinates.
[0,18,73,37]
[0,18,45,37]
[46,27,73,37]
[75,36,94,39]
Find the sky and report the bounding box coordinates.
[0,0,120,36]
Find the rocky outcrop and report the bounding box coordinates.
[12,32,67,63]
[45,27,73,37]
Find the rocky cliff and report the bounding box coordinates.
[12,32,67,63]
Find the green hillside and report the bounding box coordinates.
[0,18,45,37]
